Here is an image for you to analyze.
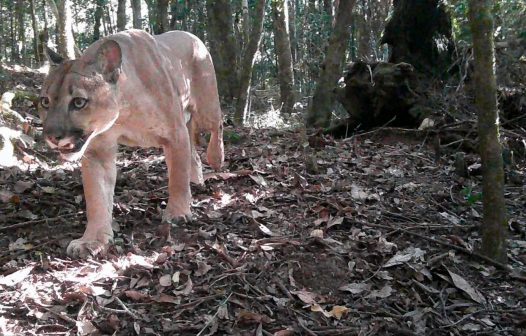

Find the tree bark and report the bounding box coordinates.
[242,0,250,41]
[381,0,454,75]
[117,0,127,31]
[468,0,507,263]
[206,0,239,103]
[104,3,114,35]
[15,0,25,63]
[157,0,169,34]
[357,0,372,59]
[29,0,40,65]
[307,0,356,128]
[9,1,16,62]
[288,0,296,62]
[234,0,267,125]
[145,0,169,34]
[272,0,295,114]
[131,0,141,29]
[93,0,105,41]
[0,3,4,60]
[54,0,76,59]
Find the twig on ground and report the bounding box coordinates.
[0,212,81,232]
[363,221,526,282]
[196,292,232,336]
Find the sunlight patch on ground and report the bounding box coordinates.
[247,102,305,129]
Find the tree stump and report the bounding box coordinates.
[330,61,426,136]
[381,0,454,76]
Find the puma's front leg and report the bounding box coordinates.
[67,144,117,258]
[160,130,192,238]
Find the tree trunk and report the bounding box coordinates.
[0,3,4,60]
[272,0,295,114]
[93,0,105,41]
[206,0,239,103]
[156,0,169,34]
[357,0,371,59]
[468,0,507,263]
[104,3,114,35]
[117,0,127,31]
[288,0,296,63]
[194,0,206,41]
[169,1,178,30]
[52,0,76,59]
[381,0,454,75]
[241,0,250,43]
[131,0,141,29]
[15,0,25,63]
[10,1,16,62]
[29,0,40,65]
[234,0,267,125]
[307,0,356,127]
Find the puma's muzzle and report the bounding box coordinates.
[44,125,92,160]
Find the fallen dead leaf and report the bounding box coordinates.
[366,285,393,299]
[330,305,350,319]
[159,274,172,287]
[447,268,486,304]
[339,282,372,295]
[237,310,274,325]
[194,261,212,277]
[0,266,34,286]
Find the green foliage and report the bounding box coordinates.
[461,186,483,205]
[223,129,242,144]
[448,0,526,42]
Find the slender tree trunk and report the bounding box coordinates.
[55,0,76,59]
[468,0,507,263]
[195,0,206,41]
[206,0,239,103]
[42,0,48,29]
[272,0,295,114]
[29,0,40,65]
[117,0,127,31]
[10,1,16,62]
[0,2,4,61]
[288,0,296,62]
[15,0,25,63]
[242,0,250,43]
[357,0,371,59]
[131,0,142,29]
[169,1,178,30]
[234,0,267,125]
[104,3,114,35]
[93,0,104,41]
[157,0,169,34]
[307,0,356,127]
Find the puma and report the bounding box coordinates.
[39,29,224,258]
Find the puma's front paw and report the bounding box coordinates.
[66,233,113,258]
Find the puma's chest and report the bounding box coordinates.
[117,127,167,148]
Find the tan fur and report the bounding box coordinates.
[40,30,224,258]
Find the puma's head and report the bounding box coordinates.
[39,40,122,161]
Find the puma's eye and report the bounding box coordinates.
[40,97,50,108]
[72,97,88,109]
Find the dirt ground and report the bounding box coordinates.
[0,69,525,335]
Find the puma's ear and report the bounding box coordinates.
[45,46,65,65]
[95,39,122,83]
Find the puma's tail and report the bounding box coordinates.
[206,124,224,171]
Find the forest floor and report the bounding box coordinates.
[0,68,525,336]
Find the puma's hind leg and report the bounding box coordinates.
[186,113,204,185]
[207,122,224,171]
[191,69,224,171]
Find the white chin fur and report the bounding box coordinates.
[60,150,85,162]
